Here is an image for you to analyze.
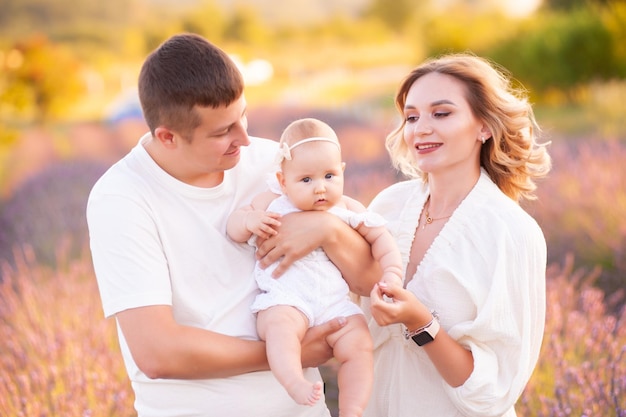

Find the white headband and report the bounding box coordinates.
[275,136,341,164]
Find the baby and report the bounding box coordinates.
[227,118,403,417]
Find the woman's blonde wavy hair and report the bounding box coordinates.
[386,53,551,202]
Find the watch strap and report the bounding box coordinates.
[403,310,440,346]
[411,318,440,346]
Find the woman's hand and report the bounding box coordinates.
[369,280,432,331]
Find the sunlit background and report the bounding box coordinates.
[0,0,625,415]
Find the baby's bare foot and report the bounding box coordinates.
[287,380,323,406]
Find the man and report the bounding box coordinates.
[87,33,380,417]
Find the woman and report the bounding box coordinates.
[363,53,551,416]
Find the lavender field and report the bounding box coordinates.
[1,249,624,416]
[0,125,624,415]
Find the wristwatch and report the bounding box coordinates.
[403,310,440,346]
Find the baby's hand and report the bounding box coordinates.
[378,272,403,303]
[381,272,403,288]
[246,211,281,240]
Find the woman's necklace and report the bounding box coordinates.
[422,197,452,229]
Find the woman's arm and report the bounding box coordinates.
[369,281,474,387]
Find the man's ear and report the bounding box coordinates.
[154,127,177,148]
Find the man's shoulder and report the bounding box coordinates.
[88,152,142,197]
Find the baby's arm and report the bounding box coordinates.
[226,191,281,243]
[357,223,403,286]
[343,196,404,286]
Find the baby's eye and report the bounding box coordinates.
[302,177,312,183]
[325,173,334,180]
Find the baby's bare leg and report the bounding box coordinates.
[257,305,323,406]
[326,314,373,417]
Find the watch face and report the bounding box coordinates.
[412,332,434,346]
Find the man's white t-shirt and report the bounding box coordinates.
[87,133,330,417]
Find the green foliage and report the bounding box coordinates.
[421,5,517,57]
[541,0,614,11]
[179,1,227,44]
[0,0,624,120]
[223,5,271,46]
[364,0,418,33]
[0,0,132,50]
[601,1,626,76]
[488,10,617,97]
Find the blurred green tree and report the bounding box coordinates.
[420,6,516,57]
[0,0,133,52]
[601,1,626,76]
[541,0,614,10]
[488,10,617,99]
[224,5,271,46]
[180,0,227,44]
[364,0,416,33]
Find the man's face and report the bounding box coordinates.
[171,95,250,186]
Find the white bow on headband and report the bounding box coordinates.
[274,137,341,164]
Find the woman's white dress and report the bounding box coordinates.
[362,170,547,417]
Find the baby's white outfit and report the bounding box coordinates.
[250,194,385,326]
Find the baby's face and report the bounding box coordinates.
[279,141,345,212]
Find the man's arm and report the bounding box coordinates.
[116,305,268,379]
[255,211,382,295]
[116,304,345,379]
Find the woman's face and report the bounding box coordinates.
[402,72,486,177]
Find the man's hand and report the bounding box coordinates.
[300,316,347,368]
[256,210,381,294]
[255,211,331,277]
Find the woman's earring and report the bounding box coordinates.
[481,136,486,144]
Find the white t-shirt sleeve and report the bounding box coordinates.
[88,190,172,318]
